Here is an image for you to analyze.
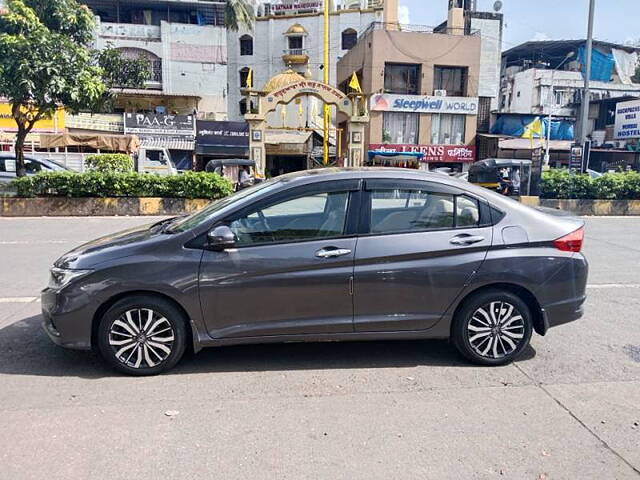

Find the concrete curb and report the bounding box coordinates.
[0,197,212,217]
[521,197,640,216]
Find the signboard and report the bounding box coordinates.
[196,121,249,147]
[272,1,322,14]
[369,144,476,163]
[569,144,583,170]
[124,113,195,137]
[370,94,479,115]
[614,99,640,139]
[0,103,65,132]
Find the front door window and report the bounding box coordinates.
[228,191,350,246]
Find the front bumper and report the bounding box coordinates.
[41,288,94,351]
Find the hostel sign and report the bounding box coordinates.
[614,99,640,139]
[370,94,478,115]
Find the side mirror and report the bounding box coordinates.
[207,225,236,251]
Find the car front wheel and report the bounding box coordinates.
[452,290,533,366]
[97,295,187,375]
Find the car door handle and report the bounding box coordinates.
[315,248,352,259]
[450,235,485,246]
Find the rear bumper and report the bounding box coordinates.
[539,295,586,335]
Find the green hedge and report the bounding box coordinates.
[11,171,234,199]
[85,153,134,173]
[541,170,640,200]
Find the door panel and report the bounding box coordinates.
[353,227,492,332]
[353,182,492,332]
[199,238,356,338]
[198,185,359,339]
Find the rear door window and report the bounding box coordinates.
[369,188,455,234]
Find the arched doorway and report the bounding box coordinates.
[244,76,369,178]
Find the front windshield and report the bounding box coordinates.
[167,178,284,233]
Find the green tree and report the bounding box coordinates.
[225,0,255,32]
[0,0,106,177]
[0,0,148,177]
[93,46,150,111]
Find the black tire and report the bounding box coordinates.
[97,295,188,376]
[452,289,533,366]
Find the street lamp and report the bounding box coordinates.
[544,51,575,168]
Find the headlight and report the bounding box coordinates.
[48,267,92,290]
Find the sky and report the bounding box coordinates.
[399,0,640,50]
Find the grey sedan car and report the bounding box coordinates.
[42,168,588,375]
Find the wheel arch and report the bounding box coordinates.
[91,290,195,352]
[450,283,546,336]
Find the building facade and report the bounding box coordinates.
[227,0,386,123]
[337,10,482,172]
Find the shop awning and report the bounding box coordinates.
[498,138,573,151]
[140,137,195,151]
[368,150,425,159]
[39,133,140,153]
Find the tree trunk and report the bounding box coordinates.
[14,124,27,178]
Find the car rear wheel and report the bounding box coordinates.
[452,289,533,366]
[97,295,187,376]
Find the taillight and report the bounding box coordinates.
[553,226,584,253]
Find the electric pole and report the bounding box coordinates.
[578,0,595,146]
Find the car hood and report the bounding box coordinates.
[54,220,172,269]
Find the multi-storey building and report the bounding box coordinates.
[85,0,228,118]
[336,3,483,173]
[227,0,387,122]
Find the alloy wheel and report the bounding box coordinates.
[467,301,525,359]
[108,308,175,369]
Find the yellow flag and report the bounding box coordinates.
[246,68,253,89]
[348,72,362,93]
[522,118,543,139]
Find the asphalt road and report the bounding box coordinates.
[0,216,639,479]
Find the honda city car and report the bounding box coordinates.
[42,168,588,375]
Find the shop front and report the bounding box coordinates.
[368,144,476,173]
[195,121,249,171]
[124,112,196,170]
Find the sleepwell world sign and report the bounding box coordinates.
[614,99,640,139]
[370,94,479,115]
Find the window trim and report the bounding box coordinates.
[239,35,253,56]
[216,180,362,249]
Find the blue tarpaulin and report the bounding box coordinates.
[490,114,575,141]
[578,46,614,82]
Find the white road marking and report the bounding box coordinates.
[0,240,84,245]
[587,284,640,289]
[0,297,39,303]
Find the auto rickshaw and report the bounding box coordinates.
[204,158,257,190]
[468,158,532,196]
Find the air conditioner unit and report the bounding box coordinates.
[434,90,447,97]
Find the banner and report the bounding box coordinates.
[370,94,478,115]
[614,99,640,139]
[124,113,195,137]
[0,103,65,132]
[369,144,476,163]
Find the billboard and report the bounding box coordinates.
[124,113,195,137]
[614,99,640,139]
[369,144,476,163]
[370,94,479,115]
